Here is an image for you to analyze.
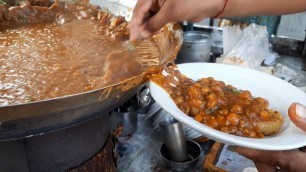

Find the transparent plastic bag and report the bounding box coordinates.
[222,24,270,69]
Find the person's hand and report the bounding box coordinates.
[235,147,306,172]
[235,103,306,172]
[288,102,306,132]
[128,0,224,41]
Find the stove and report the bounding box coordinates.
[0,112,112,172]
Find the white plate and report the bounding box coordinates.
[149,63,306,150]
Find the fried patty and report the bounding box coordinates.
[257,110,284,136]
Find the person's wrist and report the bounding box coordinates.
[282,150,304,171]
[198,0,224,19]
[276,151,290,169]
[212,0,228,18]
[205,0,226,18]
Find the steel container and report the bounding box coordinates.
[176,31,211,63]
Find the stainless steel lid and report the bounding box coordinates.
[183,31,210,43]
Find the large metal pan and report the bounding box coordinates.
[0,0,183,141]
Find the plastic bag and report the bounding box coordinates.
[220,24,270,69]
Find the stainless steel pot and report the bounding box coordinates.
[176,31,211,63]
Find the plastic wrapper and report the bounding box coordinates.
[222,25,241,55]
[218,24,271,70]
[274,63,298,85]
[264,51,279,66]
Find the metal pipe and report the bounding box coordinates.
[160,118,188,162]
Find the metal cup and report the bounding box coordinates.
[113,96,139,137]
[160,117,188,162]
[160,139,204,172]
[120,109,138,136]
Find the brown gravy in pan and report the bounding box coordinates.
[0,2,160,106]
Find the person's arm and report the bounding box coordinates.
[235,147,306,172]
[129,0,306,41]
[224,0,306,17]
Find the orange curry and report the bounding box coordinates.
[151,66,283,138]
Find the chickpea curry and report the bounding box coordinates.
[151,66,284,138]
